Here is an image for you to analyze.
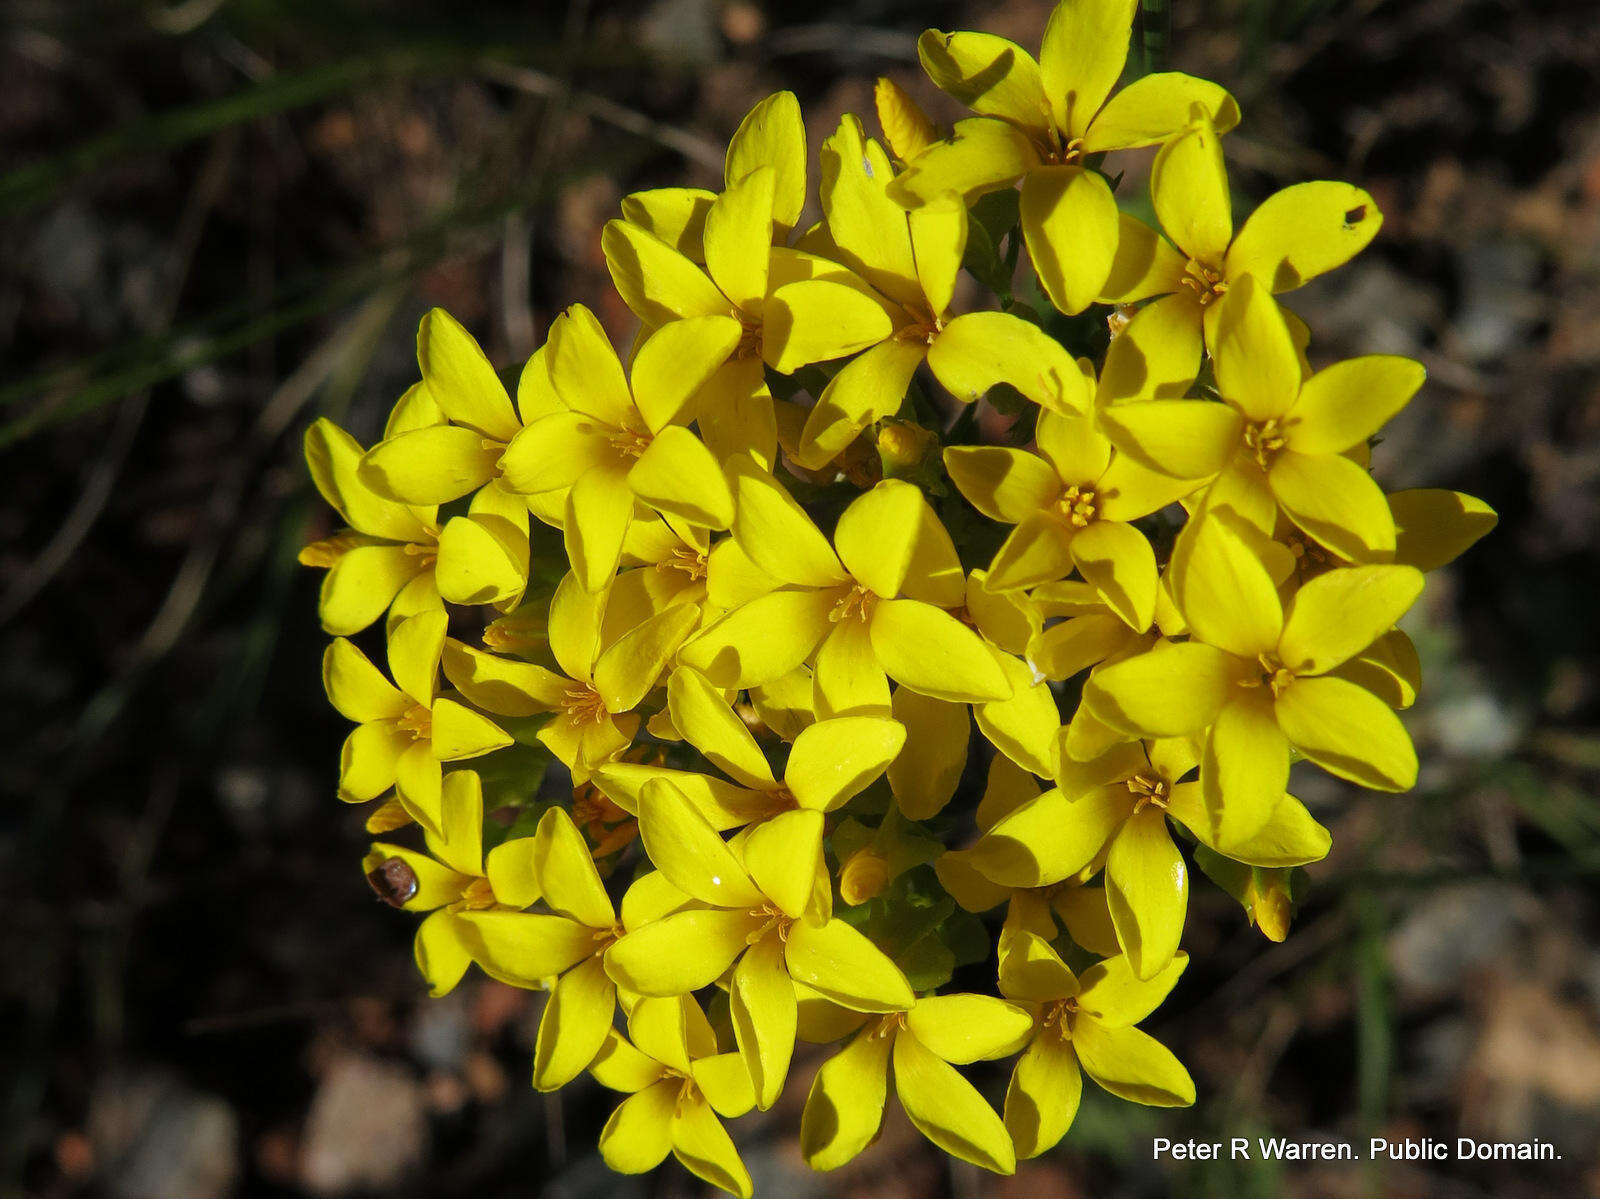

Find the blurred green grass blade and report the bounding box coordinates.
[0,43,524,216]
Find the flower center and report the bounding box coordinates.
[657,546,708,581]
[563,684,610,725]
[1243,419,1288,471]
[401,540,439,569]
[746,903,795,944]
[1254,653,1297,697]
[1055,484,1098,528]
[1286,533,1334,579]
[1126,772,1170,814]
[396,704,433,741]
[735,318,763,361]
[1050,136,1086,165]
[1042,996,1079,1037]
[871,1012,907,1039]
[1180,258,1229,306]
[455,876,497,911]
[608,427,652,460]
[829,583,878,623]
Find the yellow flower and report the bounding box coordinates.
[680,467,1012,712]
[441,571,695,782]
[1086,516,1425,844]
[1100,112,1382,354]
[495,305,736,593]
[301,414,445,635]
[970,737,1329,978]
[1101,276,1422,562]
[800,991,1033,1174]
[588,995,758,1197]
[361,770,541,996]
[998,932,1194,1158]
[604,97,892,470]
[605,778,916,1110]
[944,409,1193,625]
[891,0,1239,314]
[323,611,512,832]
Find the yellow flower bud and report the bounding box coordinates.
[839,846,890,906]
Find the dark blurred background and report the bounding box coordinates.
[2,1,1598,1196]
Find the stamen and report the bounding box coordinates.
[829,584,877,623]
[1055,484,1098,528]
[396,704,433,740]
[656,546,708,581]
[1179,259,1229,306]
[562,685,610,725]
[1127,773,1171,814]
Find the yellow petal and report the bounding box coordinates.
[943,446,1063,523]
[1198,791,1331,867]
[387,610,446,707]
[1225,181,1383,292]
[784,919,915,1012]
[1071,519,1158,631]
[459,910,596,981]
[1071,1019,1194,1106]
[1098,400,1241,480]
[1098,214,1188,304]
[1268,450,1396,562]
[413,910,473,997]
[359,424,502,505]
[629,315,743,433]
[1039,0,1136,134]
[1173,515,1283,657]
[786,716,906,811]
[973,785,1126,887]
[605,908,762,994]
[1105,809,1186,979]
[589,1027,668,1092]
[833,479,932,599]
[1330,628,1421,710]
[415,308,520,442]
[1200,694,1289,848]
[811,619,892,719]
[905,994,1034,1063]
[929,311,1092,413]
[1076,950,1187,1026]
[680,587,837,688]
[667,668,776,789]
[693,1051,757,1118]
[671,1095,753,1199]
[324,638,408,722]
[1389,489,1498,572]
[1083,70,1240,151]
[744,809,824,918]
[595,763,774,832]
[730,933,799,1110]
[1027,613,1131,681]
[620,186,715,260]
[796,338,924,470]
[565,463,636,593]
[1005,1032,1082,1158]
[725,91,807,235]
[499,410,613,494]
[1287,355,1424,456]
[1097,293,1204,405]
[1151,116,1231,264]
[875,76,937,163]
[547,305,636,428]
[1274,675,1417,790]
[602,219,731,326]
[819,114,919,306]
[628,426,733,529]
[892,1031,1016,1174]
[483,836,541,908]
[705,165,776,312]
[304,417,433,543]
[533,806,615,929]
[337,722,408,803]
[987,514,1077,592]
[975,655,1061,779]
[889,117,1039,204]
[434,514,525,606]
[889,689,969,819]
[1021,165,1120,315]
[430,698,512,761]
[1210,275,1301,420]
[638,778,763,908]
[917,29,1050,135]
[533,954,616,1090]
[763,279,893,374]
[869,598,1012,702]
[1278,565,1424,676]
[440,639,567,717]
[598,1080,676,1173]
[726,455,846,587]
[996,928,1078,1002]
[1085,640,1238,736]
[910,195,967,317]
[800,1026,891,1170]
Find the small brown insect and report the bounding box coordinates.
[1343,205,1368,227]
[366,857,420,907]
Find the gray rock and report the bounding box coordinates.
[300,1053,428,1195]
[90,1070,240,1199]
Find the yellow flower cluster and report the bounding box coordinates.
[302,1,1497,1191]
